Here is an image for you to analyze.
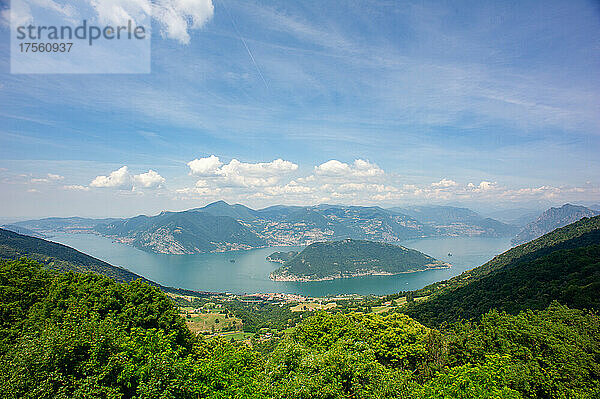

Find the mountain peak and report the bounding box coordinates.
[206,200,230,207]
[513,204,599,245]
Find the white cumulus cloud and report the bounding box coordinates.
[314,159,384,178]
[90,0,152,26]
[134,169,166,188]
[478,181,496,190]
[47,173,64,181]
[188,155,223,175]
[30,173,66,183]
[186,156,298,188]
[90,166,133,188]
[90,166,165,190]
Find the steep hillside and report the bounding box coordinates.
[404,215,600,325]
[95,210,266,254]
[410,215,600,299]
[0,227,148,283]
[512,203,599,244]
[484,207,542,227]
[270,239,449,281]
[0,224,46,239]
[266,250,299,263]
[0,228,214,297]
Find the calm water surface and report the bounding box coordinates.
[49,233,512,297]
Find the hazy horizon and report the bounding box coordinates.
[2,199,599,224]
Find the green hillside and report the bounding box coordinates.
[0,224,45,239]
[0,227,145,283]
[270,239,448,281]
[2,257,599,398]
[0,228,214,298]
[404,216,600,325]
[410,215,600,299]
[192,200,259,220]
[13,202,515,253]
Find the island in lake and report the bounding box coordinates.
[268,239,450,282]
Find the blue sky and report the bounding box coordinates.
[0,0,599,218]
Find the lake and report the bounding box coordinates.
[49,233,512,297]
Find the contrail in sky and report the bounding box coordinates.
[219,0,269,90]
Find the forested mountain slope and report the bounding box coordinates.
[95,210,267,254]
[410,215,600,299]
[269,239,448,281]
[1,257,599,398]
[0,228,214,297]
[404,216,600,325]
[0,228,144,283]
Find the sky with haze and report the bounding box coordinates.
[0,0,599,219]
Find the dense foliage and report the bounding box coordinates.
[2,216,600,398]
[0,258,261,399]
[0,228,215,298]
[2,258,599,398]
[406,244,600,325]
[0,227,144,283]
[410,215,600,299]
[264,305,600,398]
[271,239,446,280]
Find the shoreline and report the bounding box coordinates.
[270,262,452,282]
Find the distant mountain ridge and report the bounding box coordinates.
[512,204,599,245]
[390,205,517,237]
[483,207,543,227]
[95,210,266,254]
[269,239,449,282]
[13,201,515,255]
[13,216,122,233]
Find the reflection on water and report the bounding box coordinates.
[49,233,512,297]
